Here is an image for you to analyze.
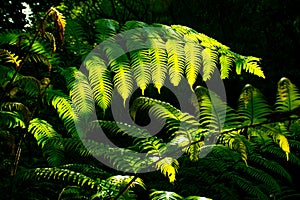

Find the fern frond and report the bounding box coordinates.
[258,125,290,161]
[156,157,179,183]
[89,120,152,139]
[85,54,113,111]
[28,118,60,148]
[22,167,101,190]
[234,53,265,78]
[201,48,218,81]
[43,89,78,136]
[275,77,300,113]
[62,67,94,120]
[222,174,269,200]
[0,111,26,129]
[166,39,185,86]
[130,49,151,95]
[148,37,168,93]
[0,102,31,122]
[105,43,133,105]
[194,86,233,132]
[219,52,235,79]
[0,30,25,45]
[120,20,148,31]
[13,75,41,98]
[28,118,65,166]
[218,132,248,164]
[43,32,56,52]
[150,190,183,200]
[184,37,202,88]
[248,154,292,183]
[64,19,91,59]
[238,84,272,125]
[94,19,119,43]
[106,175,146,191]
[0,49,21,67]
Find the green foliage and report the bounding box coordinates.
[1,5,300,200]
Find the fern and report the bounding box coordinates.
[94,19,119,43]
[238,84,272,125]
[166,39,185,86]
[275,77,300,113]
[62,67,94,120]
[84,54,113,111]
[0,110,26,129]
[43,88,78,136]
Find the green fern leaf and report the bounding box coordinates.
[43,89,78,136]
[238,84,272,125]
[62,67,95,119]
[166,38,185,86]
[275,77,300,112]
[130,49,151,95]
[155,157,179,183]
[148,37,168,93]
[202,48,218,81]
[184,36,202,88]
[95,19,119,43]
[0,111,26,129]
[85,55,113,111]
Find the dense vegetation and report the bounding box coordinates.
[1,1,300,200]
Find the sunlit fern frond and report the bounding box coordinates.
[28,118,65,166]
[155,157,179,183]
[106,175,146,192]
[0,30,25,45]
[201,48,218,81]
[130,96,182,121]
[43,89,78,136]
[0,111,26,129]
[255,125,290,161]
[85,54,113,111]
[219,51,235,79]
[0,49,21,68]
[218,132,248,164]
[62,67,94,120]
[238,84,272,125]
[94,19,119,43]
[234,53,265,78]
[104,42,133,105]
[130,49,151,95]
[28,118,60,148]
[184,37,202,88]
[275,77,300,113]
[166,39,185,86]
[148,35,168,93]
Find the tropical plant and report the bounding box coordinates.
[1,6,300,200]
